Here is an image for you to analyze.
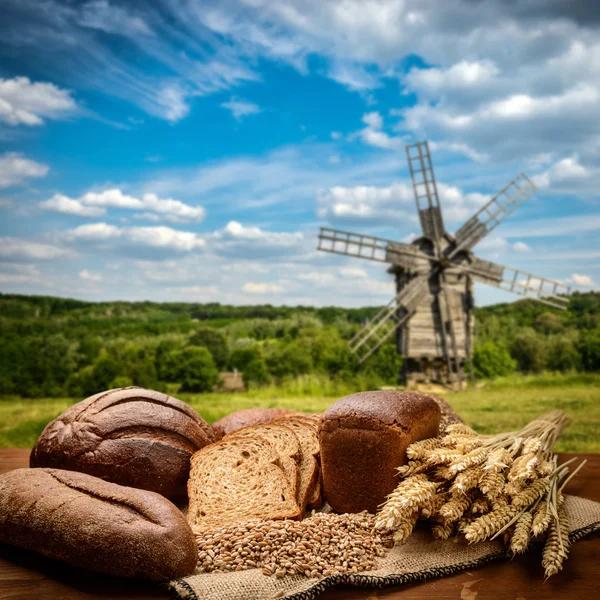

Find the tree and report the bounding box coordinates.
[534,312,564,335]
[243,358,271,387]
[363,343,403,383]
[473,341,517,379]
[578,330,600,372]
[167,347,220,392]
[547,336,581,372]
[188,327,229,369]
[509,329,547,373]
[266,343,313,379]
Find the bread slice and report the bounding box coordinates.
[273,416,320,512]
[224,423,301,503]
[307,480,323,509]
[187,437,301,532]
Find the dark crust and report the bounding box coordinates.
[29,387,215,499]
[319,391,441,513]
[0,468,197,581]
[320,391,441,433]
[212,407,294,438]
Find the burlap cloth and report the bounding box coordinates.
[167,494,600,600]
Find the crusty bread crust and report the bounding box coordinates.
[30,387,215,499]
[211,407,293,438]
[319,391,441,513]
[0,468,197,580]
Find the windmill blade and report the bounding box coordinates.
[406,141,446,251]
[317,227,430,270]
[463,257,571,309]
[452,173,536,254]
[349,274,429,362]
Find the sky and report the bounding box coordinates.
[0,0,598,308]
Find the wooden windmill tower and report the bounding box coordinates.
[317,141,572,389]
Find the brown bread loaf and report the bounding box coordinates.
[319,391,441,514]
[30,387,215,499]
[212,407,293,438]
[0,468,197,580]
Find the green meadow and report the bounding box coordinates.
[2,372,598,453]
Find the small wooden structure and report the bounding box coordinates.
[318,141,572,388]
[214,370,245,392]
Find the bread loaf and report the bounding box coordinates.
[30,387,215,499]
[0,468,197,580]
[319,391,441,514]
[212,407,293,438]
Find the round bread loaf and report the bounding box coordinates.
[30,387,215,499]
[212,407,293,438]
[0,468,197,580]
[319,390,441,514]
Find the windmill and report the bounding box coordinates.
[317,141,572,389]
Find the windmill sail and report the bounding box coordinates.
[452,173,536,253]
[349,274,429,362]
[317,227,429,270]
[463,257,571,309]
[406,141,445,250]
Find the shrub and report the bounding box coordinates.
[473,341,517,378]
[167,347,220,392]
[509,329,547,373]
[363,343,403,383]
[188,327,229,369]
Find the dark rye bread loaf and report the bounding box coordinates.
[212,407,293,439]
[0,468,197,580]
[30,387,215,499]
[319,391,441,514]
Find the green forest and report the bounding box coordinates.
[0,292,599,399]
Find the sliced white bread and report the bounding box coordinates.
[187,436,300,532]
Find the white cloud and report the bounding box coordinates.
[404,61,500,98]
[317,180,487,227]
[512,241,531,253]
[40,194,105,217]
[0,153,49,189]
[221,97,261,119]
[328,155,341,165]
[317,181,414,224]
[78,0,153,37]
[362,112,383,130]
[79,269,103,281]
[41,188,205,223]
[243,282,285,294]
[568,273,595,288]
[339,267,368,278]
[357,111,403,150]
[331,131,342,140]
[63,223,205,255]
[211,221,307,259]
[155,85,190,123]
[297,272,336,285]
[0,77,77,126]
[0,238,67,261]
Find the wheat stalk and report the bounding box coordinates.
[510,512,533,554]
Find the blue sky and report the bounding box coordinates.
[0,0,598,307]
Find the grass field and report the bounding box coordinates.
[1,373,599,452]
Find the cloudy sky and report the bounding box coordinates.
[0,0,598,307]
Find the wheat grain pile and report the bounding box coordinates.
[376,410,585,579]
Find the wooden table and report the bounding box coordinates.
[1,449,598,600]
